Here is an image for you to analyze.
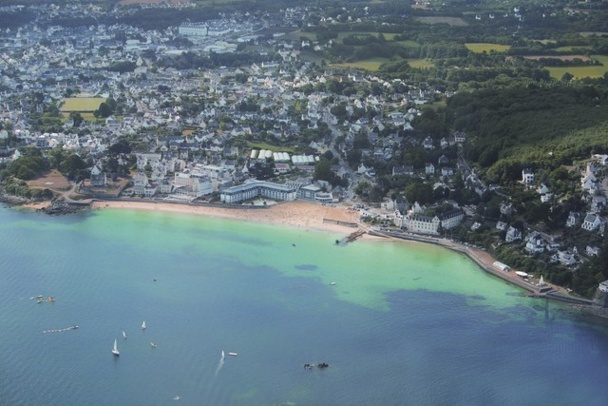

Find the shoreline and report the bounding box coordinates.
[90,199,375,237]
[17,198,607,313]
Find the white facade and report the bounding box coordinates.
[522,169,535,184]
[403,214,440,235]
[220,180,297,203]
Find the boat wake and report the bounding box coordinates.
[42,325,78,334]
[214,351,225,377]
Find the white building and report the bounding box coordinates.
[522,169,535,185]
[220,180,297,203]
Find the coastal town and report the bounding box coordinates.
[1,1,608,306]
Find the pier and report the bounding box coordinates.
[368,228,596,307]
[336,229,366,245]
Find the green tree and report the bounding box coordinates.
[313,158,333,182]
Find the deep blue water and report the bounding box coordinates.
[1,205,607,406]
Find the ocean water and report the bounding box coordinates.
[1,205,608,406]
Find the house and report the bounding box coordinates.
[505,226,522,243]
[500,202,513,216]
[132,172,149,196]
[566,211,581,228]
[586,246,600,257]
[581,172,597,192]
[496,221,508,231]
[525,232,545,254]
[440,167,454,177]
[143,182,158,198]
[553,250,577,266]
[425,163,435,175]
[599,280,608,293]
[592,154,608,166]
[159,179,173,194]
[581,213,602,231]
[392,165,414,176]
[591,195,606,212]
[422,136,434,150]
[90,162,106,187]
[522,168,535,185]
[454,131,466,144]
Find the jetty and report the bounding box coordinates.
[368,228,595,307]
[336,229,366,245]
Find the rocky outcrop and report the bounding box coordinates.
[38,201,90,216]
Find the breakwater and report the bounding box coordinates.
[369,229,596,307]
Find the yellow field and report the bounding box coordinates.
[579,32,608,37]
[331,57,391,71]
[407,59,435,69]
[465,43,511,53]
[60,98,105,112]
[545,55,608,79]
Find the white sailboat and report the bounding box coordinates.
[112,339,120,356]
[122,331,127,339]
[141,321,146,330]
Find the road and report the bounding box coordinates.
[325,111,358,200]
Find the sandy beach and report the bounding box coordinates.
[91,200,364,235]
[25,197,590,304]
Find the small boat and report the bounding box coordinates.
[141,321,146,330]
[173,395,180,401]
[330,281,336,286]
[122,331,127,339]
[112,339,120,356]
[221,350,225,359]
[150,342,157,348]
[228,352,238,357]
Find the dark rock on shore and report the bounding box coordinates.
[38,201,89,216]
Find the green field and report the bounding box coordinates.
[545,55,608,79]
[336,32,399,41]
[555,46,592,52]
[407,59,435,69]
[416,16,468,26]
[60,97,105,112]
[394,40,420,48]
[465,43,511,53]
[246,142,296,154]
[331,57,391,71]
[285,30,399,42]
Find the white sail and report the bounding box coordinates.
[142,321,146,330]
[112,339,120,356]
[122,331,127,339]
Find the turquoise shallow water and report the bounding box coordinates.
[1,205,608,406]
